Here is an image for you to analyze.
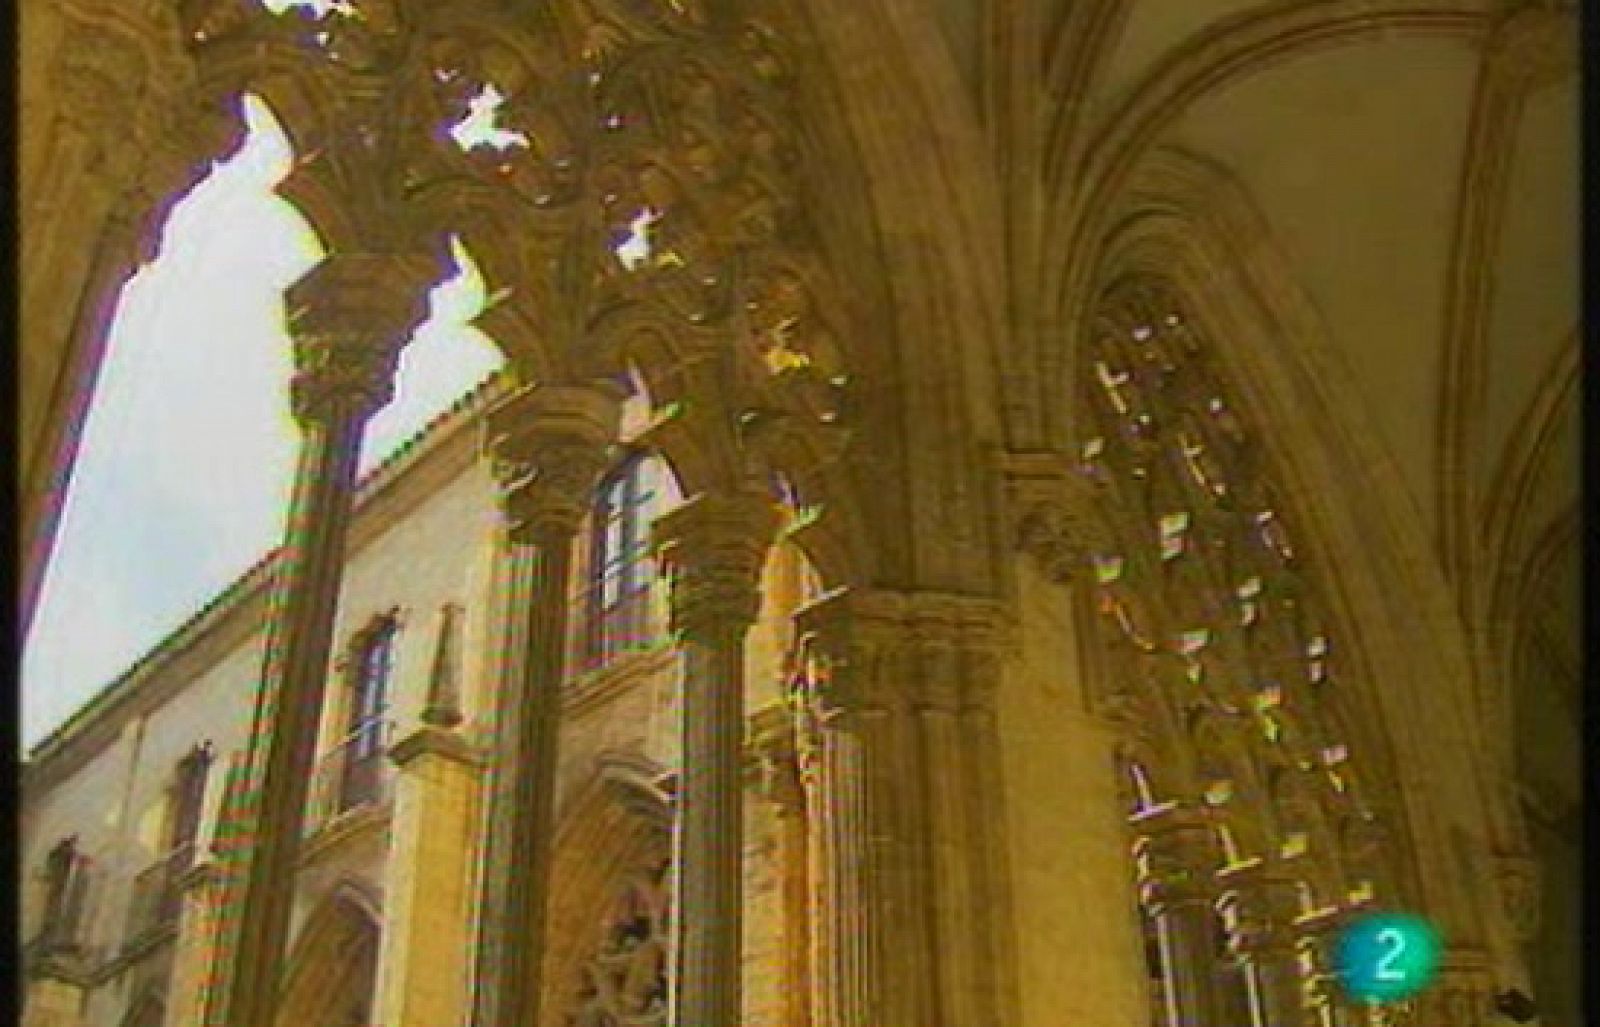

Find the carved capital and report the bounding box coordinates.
[791,588,908,718]
[286,253,436,425]
[903,592,1013,712]
[1220,861,1302,956]
[653,489,780,640]
[1491,851,1541,942]
[1136,806,1219,908]
[1002,450,1115,584]
[483,382,624,544]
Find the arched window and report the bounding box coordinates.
[339,616,397,813]
[580,453,669,669]
[1078,284,1403,1026]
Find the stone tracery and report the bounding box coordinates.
[1077,281,1415,1025]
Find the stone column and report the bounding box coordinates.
[791,589,919,1026]
[750,705,811,1027]
[908,595,1016,1026]
[1138,806,1224,1027]
[209,253,432,1027]
[654,490,780,1027]
[374,617,482,1027]
[1225,862,1306,1027]
[469,383,622,1027]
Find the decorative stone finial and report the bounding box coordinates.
[420,602,464,729]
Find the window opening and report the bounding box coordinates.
[582,454,664,668]
[337,617,396,813]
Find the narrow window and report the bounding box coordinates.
[128,743,213,938]
[167,743,213,858]
[35,836,87,952]
[585,454,660,667]
[340,617,396,811]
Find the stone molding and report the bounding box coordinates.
[388,725,480,770]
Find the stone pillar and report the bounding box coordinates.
[750,705,811,1027]
[209,253,432,1027]
[654,490,780,1027]
[792,589,924,1026]
[1138,807,1223,1027]
[909,596,1016,1026]
[1225,862,1306,1027]
[469,383,622,1027]
[374,633,482,1027]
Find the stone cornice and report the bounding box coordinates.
[24,371,514,790]
[388,724,480,769]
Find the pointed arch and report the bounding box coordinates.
[1063,146,1510,959]
[539,753,674,1027]
[275,881,382,1027]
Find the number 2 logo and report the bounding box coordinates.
[1374,927,1407,982]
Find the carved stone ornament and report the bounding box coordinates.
[1136,805,1219,908]
[482,382,625,543]
[1413,948,1495,1027]
[564,863,672,1027]
[790,588,912,720]
[746,704,803,813]
[653,490,781,639]
[1492,851,1541,942]
[1002,450,1115,583]
[286,253,436,424]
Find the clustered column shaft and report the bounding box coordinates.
[469,383,622,1027]
[1227,863,1308,1027]
[792,589,1012,1027]
[1138,806,1224,1027]
[792,597,892,1025]
[654,490,779,1027]
[751,706,812,1027]
[208,254,432,1027]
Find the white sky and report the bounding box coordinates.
[21,94,506,752]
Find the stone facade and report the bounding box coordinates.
[20,1,1578,1025]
